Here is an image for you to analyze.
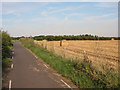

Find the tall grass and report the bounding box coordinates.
[20,38,119,88]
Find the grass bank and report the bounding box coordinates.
[20,38,119,88]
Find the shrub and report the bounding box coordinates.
[1,30,13,71]
[2,58,11,69]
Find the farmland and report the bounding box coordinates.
[3,1,119,89]
[34,40,119,73]
[20,38,119,88]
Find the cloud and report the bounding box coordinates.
[49,5,88,14]
[14,19,23,23]
[3,18,11,23]
[2,2,118,37]
[3,9,21,16]
[84,13,116,20]
[63,13,84,21]
[5,14,117,37]
[31,17,61,25]
[41,11,47,16]
[3,6,24,17]
[64,17,68,21]
[63,13,116,22]
[95,2,118,8]
[2,2,48,16]
[3,18,23,24]
[3,10,15,15]
[65,13,84,17]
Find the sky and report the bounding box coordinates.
[1,2,118,37]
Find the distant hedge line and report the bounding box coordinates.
[13,34,120,41]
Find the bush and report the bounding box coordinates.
[2,58,11,69]
[1,30,13,71]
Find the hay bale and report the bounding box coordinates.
[61,40,69,47]
[111,38,114,40]
[34,40,41,45]
[42,40,47,49]
[20,38,25,40]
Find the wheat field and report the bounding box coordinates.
[34,40,119,72]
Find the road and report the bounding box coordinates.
[6,42,76,89]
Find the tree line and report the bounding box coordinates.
[33,34,120,41]
[12,34,120,41]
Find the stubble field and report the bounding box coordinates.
[34,40,119,73]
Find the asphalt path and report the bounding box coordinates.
[7,42,76,89]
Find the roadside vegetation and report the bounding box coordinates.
[2,31,13,71]
[20,38,119,88]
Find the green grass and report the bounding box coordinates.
[20,39,119,88]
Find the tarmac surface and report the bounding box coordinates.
[6,42,77,89]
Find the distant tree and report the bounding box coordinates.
[32,34,119,41]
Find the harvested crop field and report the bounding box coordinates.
[34,40,119,72]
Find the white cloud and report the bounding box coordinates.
[3,7,22,16]
[50,5,87,14]
[3,18,23,24]
[66,13,84,17]
[4,10,15,14]
[2,2,48,16]
[3,18,11,23]
[84,13,116,20]
[2,2,118,37]
[41,11,47,16]
[3,9,21,16]
[63,13,84,20]
[63,13,84,21]
[95,2,118,8]
[14,19,23,23]
[63,13,116,22]
[64,17,68,21]
[4,15,118,37]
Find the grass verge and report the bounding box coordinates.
[20,38,119,88]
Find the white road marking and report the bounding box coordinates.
[12,56,13,59]
[61,79,72,89]
[11,64,14,69]
[9,80,12,90]
[44,64,48,68]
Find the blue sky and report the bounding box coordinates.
[2,2,118,37]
